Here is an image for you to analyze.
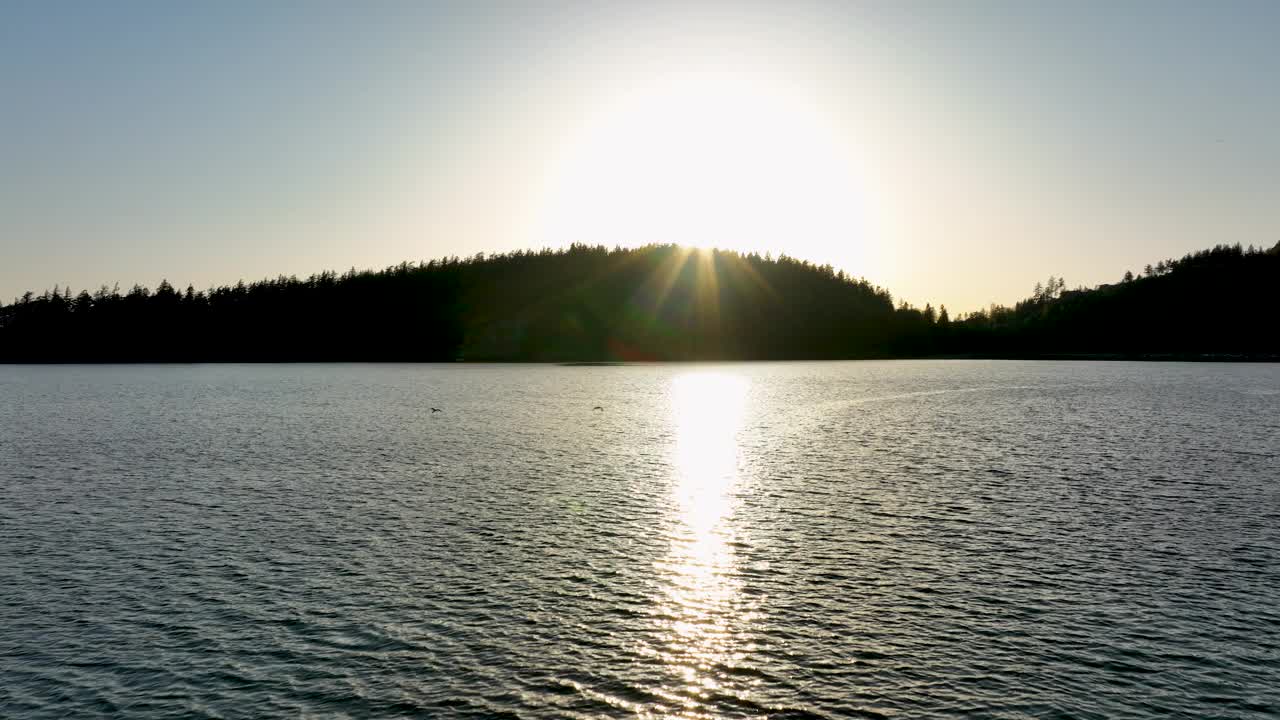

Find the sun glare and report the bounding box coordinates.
[535,68,868,260]
[652,371,758,707]
[670,371,748,524]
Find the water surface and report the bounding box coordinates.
[2,361,1278,718]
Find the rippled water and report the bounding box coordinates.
[2,361,1278,718]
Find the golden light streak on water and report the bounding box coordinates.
[655,372,758,717]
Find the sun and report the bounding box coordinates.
[532,67,868,259]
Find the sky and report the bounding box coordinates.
[2,1,1277,313]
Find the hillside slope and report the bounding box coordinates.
[948,242,1280,357]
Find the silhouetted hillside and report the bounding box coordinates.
[0,244,898,362]
[1,241,1276,362]
[946,242,1280,357]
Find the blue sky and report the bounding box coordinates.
[2,1,1277,311]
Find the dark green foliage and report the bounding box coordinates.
[0,262,461,362]
[0,244,895,362]
[451,245,898,361]
[1,241,1276,362]
[949,242,1280,357]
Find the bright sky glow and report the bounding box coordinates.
[2,2,1278,312]
[532,68,870,268]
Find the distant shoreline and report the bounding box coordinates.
[923,353,1280,363]
[3,354,1277,366]
[4,242,1277,364]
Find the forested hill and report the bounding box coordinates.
[1,241,1277,362]
[947,241,1280,358]
[0,244,900,362]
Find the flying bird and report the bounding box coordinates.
[431,408,442,413]
[593,406,603,411]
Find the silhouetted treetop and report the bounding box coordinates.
[950,242,1279,356]
[1,241,1276,362]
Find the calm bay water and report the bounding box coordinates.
[1,361,1277,718]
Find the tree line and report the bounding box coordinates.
[945,241,1280,357]
[1,241,1276,362]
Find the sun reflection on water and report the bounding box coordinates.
[652,371,757,715]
